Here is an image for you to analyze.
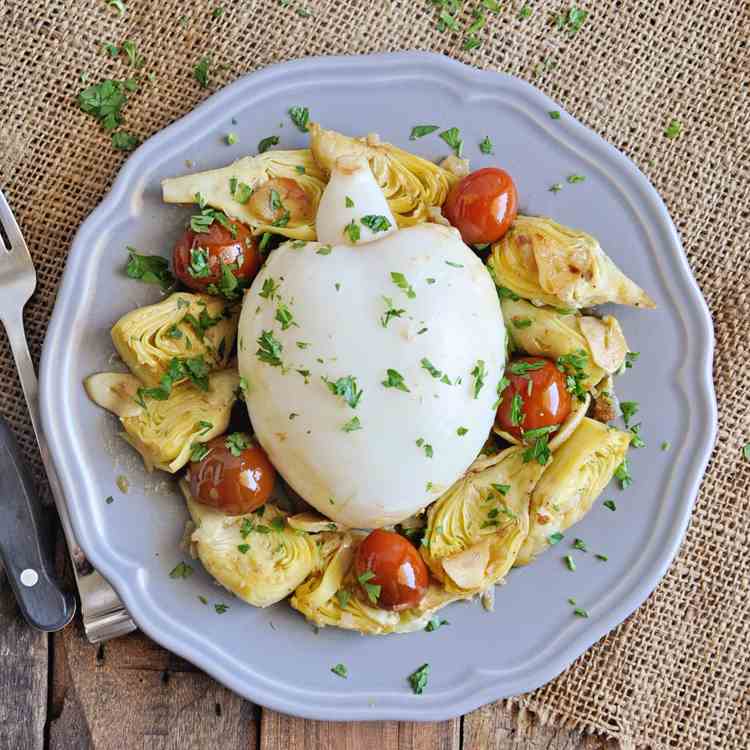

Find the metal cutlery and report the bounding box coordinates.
[0,189,136,641]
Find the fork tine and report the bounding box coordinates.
[0,191,32,258]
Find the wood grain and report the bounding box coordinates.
[0,568,49,750]
[259,710,460,750]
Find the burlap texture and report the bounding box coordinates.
[0,1,747,747]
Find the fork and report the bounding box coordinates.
[0,189,136,640]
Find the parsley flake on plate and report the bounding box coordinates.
[409,124,439,140]
[620,400,639,427]
[479,136,493,154]
[258,135,280,153]
[78,79,130,132]
[288,105,310,132]
[125,247,174,290]
[345,219,361,243]
[169,561,193,579]
[603,499,617,511]
[342,416,362,432]
[323,375,363,408]
[614,458,632,489]
[225,432,249,457]
[390,271,416,299]
[548,532,564,545]
[225,132,238,145]
[361,214,392,233]
[425,616,449,632]
[564,554,576,571]
[549,110,561,119]
[274,302,298,331]
[331,663,348,678]
[189,443,211,462]
[256,330,283,368]
[471,359,487,399]
[105,0,126,15]
[439,127,463,157]
[408,663,430,695]
[567,174,586,184]
[357,570,381,603]
[380,296,406,328]
[214,603,229,614]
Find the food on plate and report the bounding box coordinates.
[86,368,239,472]
[110,292,238,386]
[187,432,276,515]
[309,122,458,227]
[85,117,656,634]
[489,215,656,309]
[420,447,546,593]
[515,418,631,566]
[161,150,326,240]
[443,167,518,245]
[182,481,320,607]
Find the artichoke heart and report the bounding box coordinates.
[489,216,656,309]
[182,481,321,608]
[421,447,547,594]
[515,417,631,566]
[161,150,326,240]
[502,297,622,388]
[308,122,458,227]
[291,534,469,634]
[120,369,239,472]
[111,292,238,387]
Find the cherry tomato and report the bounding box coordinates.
[247,177,313,226]
[443,167,518,245]
[354,529,429,611]
[495,356,572,440]
[172,220,261,293]
[188,433,275,515]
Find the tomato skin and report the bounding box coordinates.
[172,221,260,292]
[495,356,572,440]
[354,529,429,611]
[188,435,275,515]
[443,167,518,245]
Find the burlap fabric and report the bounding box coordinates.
[0,1,747,747]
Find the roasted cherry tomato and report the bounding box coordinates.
[188,433,275,515]
[443,167,518,245]
[354,529,429,611]
[246,177,313,226]
[172,220,261,293]
[495,356,571,440]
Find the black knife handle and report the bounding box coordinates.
[0,416,75,631]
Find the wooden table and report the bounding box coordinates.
[1,552,627,750]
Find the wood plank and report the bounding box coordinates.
[0,567,49,750]
[259,710,460,750]
[48,619,259,750]
[462,702,624,750]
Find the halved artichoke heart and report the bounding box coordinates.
[515,417,631,566]
[85,369,239,473]
[489,216,656,309]
[502,296,629,387]
[181,481,321,608]
[420,447,548,594]
[161,150,326,240]
[111,292,238,387]
[291,534,470,634]
[308,123,458,227]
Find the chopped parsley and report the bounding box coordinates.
[295,165,306,174]
[112,131,139,150]
[603,499,617,511]
[237,544,250,554]
[445,261,464,268]
[620,400,639,427]
[615,459,632,489]
[105,495,114,505]
[595,553,609,562]
[496,285,520,301]
[225,432,249,457]
[439,127,463,157]
[408,663,430,695]
[512,317,532,329]
[491,483,509,496]
[344,219,360,243]
[78,79,131,131]
[214,603,229,614]
[479,136,493,154]
[344,196,354,208]
[661,441,671,452]
[331,663,348,679]
[197,420,213,435]
[573,607,589,618]
[665,118,682,139]
[225,132,238,145]
[549,183,563,193]
[420,357,450,382]
[410,124,439,140]
[556,350,588,401]
[518,4,532,19]
[342,416,362,432]
[629,423,646,448]
[554,7,588,33]
[357,570,381,604]
[258,135,279,153]
[212,6,224,18]
[572,538,588,552]
[259,277,280,299]
[416,438,434,458]
[256,330,283,367]
[380,296,406,327]
[390,272,416,299]
[125,247,174,290]
[548,532,564,545]
[361,214,392,233]
[425,617,449,632]
[509,360,545,375]
[457,427,469,436]
[522,430,553,466]
[567,174,586,184]
[564,554,576,572]
[288,105,310,132]
[471,360,487,398]
[510,393,524,426]
[492,376,510,409]
[316,244,333,255]
[335,590,351,608]
[382,369,410,392]
[189,443,211,462]
[625,351,640,369]
[275,302,298,330]
[193,56,211,88]
[231,180,253,203]
[323,375,363,408]
[549,110,561,119]
[169,561,194,579]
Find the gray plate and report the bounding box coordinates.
[40,52,717,720]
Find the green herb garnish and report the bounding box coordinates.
[361,214,392,233]
[564,554,576,572]
[382,369,410,392]
[288,105,310,132]
[548,532,564,545]
[169,561,194,579]
[357,570,381,604]
[439,127,463,157]
[425,617,449,632]
[342,416,362,432]
[380,296,406,328]
[331,663,348,678]
[457,427,468,436]
[665,118,682,139]
[567,174,586,184]
[603,499,617,511]
[193,56,211,88]
[479,136,493,154]
[258,135,279,153]
[408,663,430,695]
[344,219,360,243]
[390,271,416,299]
[256,330,283,367]
[323,375,363,408]
[410,125,439,140]
[125,247,174,290]
[275,302,298,331]
[225,432,249,457]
